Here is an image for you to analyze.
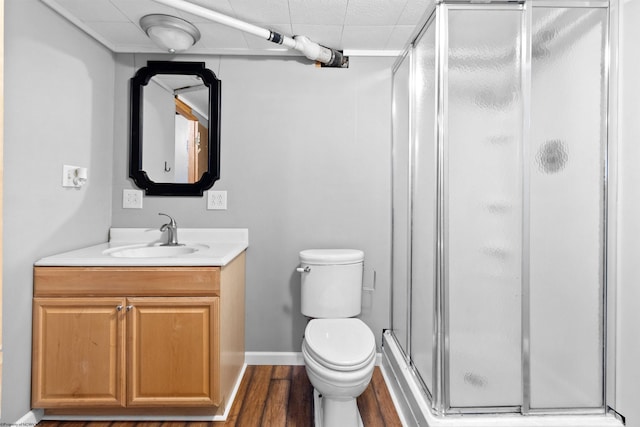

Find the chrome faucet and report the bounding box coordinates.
[158,213,181,246]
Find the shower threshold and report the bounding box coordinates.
[381,331,623,427]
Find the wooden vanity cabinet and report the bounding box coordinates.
[31,252,245,416]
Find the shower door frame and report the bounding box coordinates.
[439,1,528,414]
[522,0,613,416]
[389,0,618,418]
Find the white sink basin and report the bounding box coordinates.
[104,243,209,258]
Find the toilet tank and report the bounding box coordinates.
[299,249,364,318]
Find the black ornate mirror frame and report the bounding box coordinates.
[130,61,221,196]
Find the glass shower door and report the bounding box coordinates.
[528,5,608,410]
[444,5,525,410]
[391,51,412,358]
[411,15,438,398]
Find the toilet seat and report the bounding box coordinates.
[304,318,376,372]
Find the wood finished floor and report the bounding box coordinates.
[37,365,403,427]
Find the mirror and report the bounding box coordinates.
[130,61,221,196]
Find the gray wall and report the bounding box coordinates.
[3,0,115,422]
[112,54,394,352]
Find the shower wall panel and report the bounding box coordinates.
[391,52,412,357]
[445,7,524,409]
[528,6,608,409]
[411,19,438,396]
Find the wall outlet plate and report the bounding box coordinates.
[123,189,143,209]
[62,165,81,188]
[207,190,227,210]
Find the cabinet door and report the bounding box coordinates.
[32,297,126,407]
[127,297,219,407]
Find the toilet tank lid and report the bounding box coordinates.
[299,249,364,265]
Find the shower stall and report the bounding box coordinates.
[385,0,618,422]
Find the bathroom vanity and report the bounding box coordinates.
[31,228,247,419]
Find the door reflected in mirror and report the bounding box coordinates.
[143,74,209,184]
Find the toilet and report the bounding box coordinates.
[298,249,376,427]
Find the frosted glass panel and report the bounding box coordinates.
[391,53,412,355]
[411,21,437,395]
[445,8,523,408]
[529,7,607,409]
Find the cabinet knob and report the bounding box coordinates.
[116,305,123,311]
[126,305,133,312]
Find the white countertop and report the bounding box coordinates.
[35,228,249,267]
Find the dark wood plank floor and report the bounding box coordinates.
[37,365,403,427]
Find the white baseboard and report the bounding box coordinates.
[244,351,383,366]
[245,351,305,365]
[15,409,43,426]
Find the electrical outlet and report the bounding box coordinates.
[207,190,227,210]
[123,189,143,209]
[62,165,82,188]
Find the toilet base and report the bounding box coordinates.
[313,389,364,427]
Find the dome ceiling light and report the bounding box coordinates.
[140,14,201,53]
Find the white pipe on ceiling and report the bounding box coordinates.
[151,0,348,67]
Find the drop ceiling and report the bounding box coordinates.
[41,0,433,57]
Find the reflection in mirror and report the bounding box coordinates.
[143,74,209,183]
[130,61,221,197]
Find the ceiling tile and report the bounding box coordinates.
[180,0,237,18]
[228,0,291,25]
[109,0,181,24]
[196,22,250,49]
[344,0,407,26]
[396,0,433,25]
[112,0,237,26]
[90,21,150,45]
[341,25,394,50]
[56,0,129,22]
[385,25,415,50]
[172,2,240,24]
[288,0,348,25]
[291,24,343,48]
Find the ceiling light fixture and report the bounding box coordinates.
[140,14,201,53]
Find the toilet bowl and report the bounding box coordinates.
[302,318,376,427]
[297,249,375,427]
